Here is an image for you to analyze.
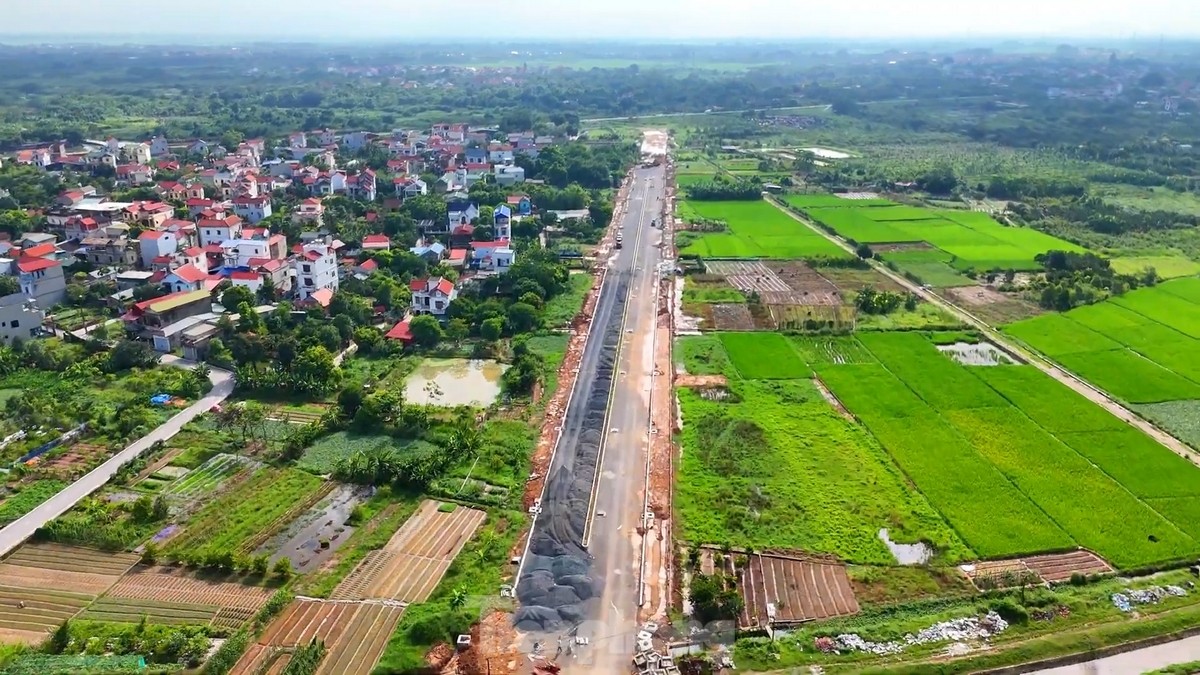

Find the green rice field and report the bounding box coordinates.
[785,195,1084,271]
[677,327,1200,568]
[1005,279,1200,405]
[718,332,811,379]
[678,199,849,259]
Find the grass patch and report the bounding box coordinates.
[542,273,592,328]
[848,565,975,607]
[676,335,733,377]
[1111,255,1200,279]
[717,332,811,379]
[676,379,969,564]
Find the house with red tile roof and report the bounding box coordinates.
[361,234,390,251]
[409,277,457,316]
[162,262,211,293]
[385,319,414,343]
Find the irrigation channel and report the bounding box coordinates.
[514,172,652,634]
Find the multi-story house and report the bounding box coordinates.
[231,195,273,224]
[495,165,525,186]
[447,201,479,230]
[468,240,516,273]
[0,292,43,344]
[17,257,66,308]
[292,242,338,301]
[393,177,427,201]
[493,206,512,239]
[138,230,178,269]
[345,170,377,201]
[220,233,287,269]
[80,225,137,266]
[197,215,243,248]
[409,276,457,316]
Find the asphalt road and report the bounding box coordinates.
[0,356,234,557]
[575,165,666,672]
[1032,634,1200,674]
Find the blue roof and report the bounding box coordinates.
[495,205,512,218]
[409,242,447,256]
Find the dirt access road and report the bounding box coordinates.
[767,198,1199,464]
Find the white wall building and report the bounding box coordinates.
[138,230,178,269]
[292,243,338,300]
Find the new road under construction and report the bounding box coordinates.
[516,152,668,673]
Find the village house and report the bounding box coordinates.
[150,135,170,157]
[219,232,287,269]
[16,256,67,308]
[162,263,211,293]
[115,164,154,187]
[507,194,533,216]
[231,195,273,224]
[122,289,213,349]
[409,242,446,264]
[409,276,457,316]
[292,242,339,301]
[138,230,178,269]
[495,165,525,186]
[0,293,44,345]
[342,131,372,150]
[494,205,512,238]
[197,215,244,248]
[468,240,516,273]
[447,201,479,229]
[361,234,391,251]
[80,224,137,266]
[126,201,173,229]
[393,177,427,200]
[292,197,325,225]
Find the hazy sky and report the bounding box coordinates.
[4,0,1199,40]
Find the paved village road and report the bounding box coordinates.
[0,355,234,557]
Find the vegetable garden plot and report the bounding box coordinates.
[944,408,1198,569]
[676,380,968,564]
[104,565,274,619]
[243,600,404,675]
[1135,401,1200,450]
[0,585,94,634]
[162,453,260,503]
[718,332,811,379]
[857,332,1009,411]
[1054,349,1200,404]
[1003,314,1122,356]
[166,468,326,557]
[79,597,219,626]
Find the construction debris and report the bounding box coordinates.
[1112,585,1188,612]
[816,611,1010,655]
[633,649,680,675]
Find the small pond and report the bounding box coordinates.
[937,341,1014,367]
[879,528,933,565]
[404,358,509,407]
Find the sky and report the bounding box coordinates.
[3,0,1199,41]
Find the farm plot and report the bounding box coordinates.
[161,453,261,503]
[884,249,969,288]
[819,335,1200,567]
[239,599,404,675]
[79,597,220,626]
[736,551,859,629]
[0,543,140,595]
[0,585,94,639]
[1021,550,1113,583]
[798,200,1081,271]
[679,200,849,259]
[718,332,811,379]
[166,468,327,557]
[705,260,839,305]
[330,501,485,603]
[32,442,109,477]
[103,565,273,628]
[676,378,970,564]
[789,336,874,366]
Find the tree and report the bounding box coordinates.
[450,586,468,611]
[256,276,277,304]
[206,338,234,368]
[855,243,874,260]
[0,275,19,296]
[291,346,340,394]
[445,318,469,346]
[480,317,503,341]
[236,301,265,333]
[272,557,293,580]
[505,302,540,334]
[409,315,443,348]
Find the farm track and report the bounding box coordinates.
[766,199,1200,468]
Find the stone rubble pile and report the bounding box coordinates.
[1112,585,1187,612]
[817,611,1009,655]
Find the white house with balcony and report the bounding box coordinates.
[292,243,338,301]
[409,277,457,317]
[231,195,273,224]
